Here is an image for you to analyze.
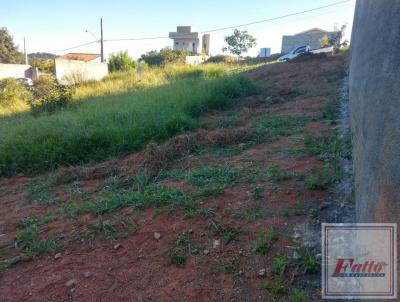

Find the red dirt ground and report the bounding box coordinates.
[0,54,346,302]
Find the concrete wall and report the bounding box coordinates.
[0,63,38,80]
[55,59,108,85]
[349,0,400,224]
[185,55,208,66]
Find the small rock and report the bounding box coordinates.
[154,232,161,240]
[113,243,122,250]
[200,232,206,237]
[192,249,198,254]
[319,202,328,210]
[238,270,243,275]
[315,253,322,260]
[238,143,245,148]
[83,272,92,278]
[54,253,61,259]
[213,239,220,249]
[258,268,266,277]
[65,279,77,287]
[203,249,210,255]
[188,229,193,234]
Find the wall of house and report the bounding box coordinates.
[55,59,108,85]
[0,63,38,80]
[281,32,334,53]
[173,39,199,53]
[349,0,400,224]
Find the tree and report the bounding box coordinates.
[0,27,24,64]
[222,29,257,56]
[320,24,347,48]
[108,50,136,72]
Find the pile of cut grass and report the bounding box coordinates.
[0,74,257,176]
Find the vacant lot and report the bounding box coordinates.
[0,54,350,301]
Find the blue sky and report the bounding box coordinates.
[2,0,356,58]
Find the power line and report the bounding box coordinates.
[52,0,352,53]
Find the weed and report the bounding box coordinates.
[281,209,290,217]
[270,254,290,278]
[89,215,139,242]
[215,257,239,275]
[293,200,304,216]
[18,213,55,229]
[308,208,319,219]
[209,218,241,244]
[13,227,58,258]
[249,186,263,199]
[170,251,186,268]
[192,185,225,198]
[26,176,57,205]
[253,230,279,254]
[266,164,291,181]
[263,279,287,295]
[293,247,319,274]
[305,166,339,191]
[288,289,309,302]
[169,232,193,268]
[257,115,311,139]
[188,166,239,187]
[229,206,270,222]
[322,99,339,121]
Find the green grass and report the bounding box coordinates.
[3,227,59,268]
[0,72,257,176]
[187,166,239,187]
[253,230,279,254]
[88,215,139,242]
[257,115,311,139]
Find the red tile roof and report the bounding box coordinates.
[58,53,100,62]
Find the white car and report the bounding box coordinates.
[278,45,311,61]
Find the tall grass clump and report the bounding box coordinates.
[0,74,257,176]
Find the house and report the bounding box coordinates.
[281,28,339,54]
[57,53,101,63]
[169,26,210,55]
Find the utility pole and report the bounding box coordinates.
[100,18,104,62]
[23,37,28,65]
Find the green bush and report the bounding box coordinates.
[29,76,73,115]
[0,78,31,107]
[108,50,136,72]
[140,48,188,66]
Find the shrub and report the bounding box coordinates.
[0,78,31,107]
[108,50,136,72]
[140,48,188,66]
[29,76,73,114]
[206,55,238,64]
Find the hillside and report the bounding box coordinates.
[0,54,352,301]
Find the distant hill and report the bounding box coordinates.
[28,52,58,60]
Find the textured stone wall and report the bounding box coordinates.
[349,0,400,223]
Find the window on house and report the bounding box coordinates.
[175,42,179,45]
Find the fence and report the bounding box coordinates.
[55,59,108,85]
